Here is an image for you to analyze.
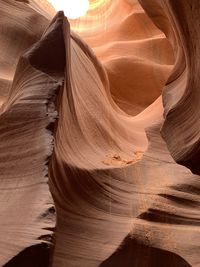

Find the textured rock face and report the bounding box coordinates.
[0,1,199,267]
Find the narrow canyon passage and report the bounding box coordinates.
[0,1,199,267]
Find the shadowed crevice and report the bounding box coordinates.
[3,243,50,267]
[99,235,191,267]
[138,209,200,226]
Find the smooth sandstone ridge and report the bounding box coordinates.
[0,0,199,267]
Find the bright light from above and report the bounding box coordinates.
[48,0,90,19]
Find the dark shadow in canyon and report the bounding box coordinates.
[99,235,191,267]
[3,243,50,267]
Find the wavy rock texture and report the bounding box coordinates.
[0,2,61,266]
[0,0,200,267]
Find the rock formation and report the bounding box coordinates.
[0,0,199,266]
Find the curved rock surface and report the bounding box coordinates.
[0,0,199,266]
